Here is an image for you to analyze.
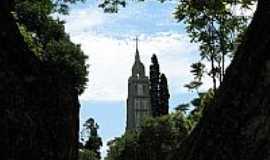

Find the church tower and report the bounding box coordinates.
[126,38,151,131]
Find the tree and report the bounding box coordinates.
[174,89,215,129]
[105,112,191,160]
[14,0,89,94]
[168,1,270,160]
[150,54,161,117]
[99,1,270,160]
[184,62,205,91]
[105,131,138,160]
[81,118,103,160]
[185,89,215,127]
[101,1,270,160]
[79,149,99,160]
[1,1,86,159]
[100,0,270,160]
[98,0,254,92]
[150,54,170,117]
[159,74,170,115]
[175,103,190,114]
[175,0,254,92]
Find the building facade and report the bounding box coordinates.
[126,39,151,131]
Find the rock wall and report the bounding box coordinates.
[0,1,79,160]
[170,1,270,160]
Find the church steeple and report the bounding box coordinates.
[132,37,145,77]
[127,37,151,131]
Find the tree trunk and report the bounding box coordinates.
[210,53,217,92]
[222,51,225,81]
[170,1,270,160]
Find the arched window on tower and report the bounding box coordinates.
[137,84,143,96]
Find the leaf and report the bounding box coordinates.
[175,103,190,113]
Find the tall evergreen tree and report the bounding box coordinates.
[150,54,160,117]
[81,118,103,160]
[159,74,170,115]
[150,54,170,117]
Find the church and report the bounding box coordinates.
[126,38,152,131]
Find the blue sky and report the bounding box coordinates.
[58,0,208,158]
[55,1,258,158]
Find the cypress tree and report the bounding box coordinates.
[82,118,103,160]
[159,74,170,115]
[150,54,160,117]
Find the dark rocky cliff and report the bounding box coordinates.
[170,1,270,160]
[0,1,79,160]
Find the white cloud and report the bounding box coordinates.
[58,1,255,103]
[57,1,203,102]
[68,32,199,101]
[59,7,106,35]
[230,3,257,17]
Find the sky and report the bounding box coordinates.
[54,1,258,158]
[58,0,205,158]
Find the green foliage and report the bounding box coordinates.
[190,62,205,80]
[14,0,88,93]
[15,0,86,15]
[53,0,87,15]
[18,24,43,56]
[184,81,203,91]
[98,0,126,13]
[185,62,205,90]
[159,74,170,115]
[79,149,99,160]
[98,0,256,13]
[106,89,214,160]
[150,54,170,117]
[187,89,215,126]
[97,0,254,92]
[175,89,215,128]
[175,103,190,113]
[175,0,255,91]
[150,54,161,117]
[44,39,88,93]
[105,131,138,160]
[105,112,191,160]
[81,118,103,160]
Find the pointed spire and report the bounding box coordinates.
[136,36,139,52]
[135,36,140,62]
[132,36,146,77]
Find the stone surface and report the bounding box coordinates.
[126,41,151,131]
[170,1,270,160]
